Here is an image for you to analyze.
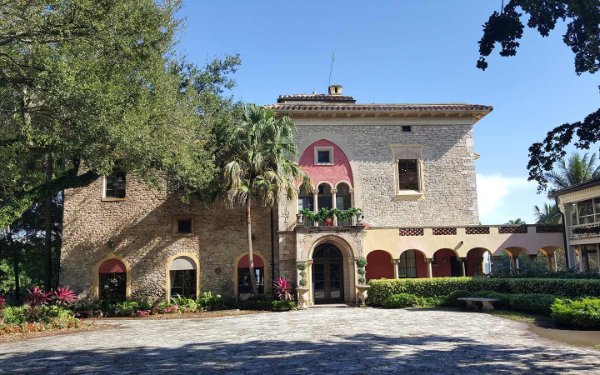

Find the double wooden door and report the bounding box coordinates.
[312,244,344,303]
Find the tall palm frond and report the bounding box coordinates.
[546,152,600,195]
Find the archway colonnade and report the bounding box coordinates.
[365,246,565,280]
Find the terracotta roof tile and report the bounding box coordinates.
[267,103,493,113]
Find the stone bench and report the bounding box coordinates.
[457,297,499,311]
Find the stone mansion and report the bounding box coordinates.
[61,85,564,305]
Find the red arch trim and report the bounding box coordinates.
[99,259,126,274]
[238,255,264,268]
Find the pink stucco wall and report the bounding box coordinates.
[299,139,353,187]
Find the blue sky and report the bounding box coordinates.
[175,1,599,224]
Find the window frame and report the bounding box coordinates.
[173,216,195,236]
[314,146,334,165]
[102,172,127,201]
[391,144,424,200]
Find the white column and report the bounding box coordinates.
[460,258,466,277]
[426,258,433,278]
[331,188,338,226]
[393,259,399,278]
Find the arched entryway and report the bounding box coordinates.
[168,256,198,300]
[366,250,394,281]
[98,258,127,301]
[312,243,344,304]
[237,254,265,299]
[397,249,428,278]
[466,248,492,276]
[432,249,462,277]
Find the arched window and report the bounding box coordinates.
[298,190,314,211]
[336,183,351,210]
[237,255,265,297]
[317,183,332,210]
[169,256,197,299]
[99,259,127,301]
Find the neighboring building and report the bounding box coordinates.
[555,179,600,273]
[61,85,565,305]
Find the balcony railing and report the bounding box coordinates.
[296,208,363,229]
[570,222,600,240]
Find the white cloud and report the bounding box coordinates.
[476,174,548,225]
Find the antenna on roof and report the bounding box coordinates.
[328,52,335,86]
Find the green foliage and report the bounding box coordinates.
[478,2,600,191]
[441,290,471,308]
[298,279,307,287]
[171,295,198,312]
[509,294,556,316]
[551,298,600,330]
[383,293,422,309]
[534,203,562,224]
[197,291,224,311]
[1,306,27,325]
[296,262,307,271]
[356,257,368,268]
[300,208,361,224]
[237,296,296,311]
[0,0,239,227]
[368,277,600,306]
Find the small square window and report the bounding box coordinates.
[315,147,333,165]
[177,219,192,234]
[402,126,412,132]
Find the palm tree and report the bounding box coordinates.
[533,203,562,224]
[546,152,600,194]
[220,104,311,296]
[505,218,525,225]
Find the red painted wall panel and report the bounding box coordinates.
[299,139,353,187]
[366,250,394,281]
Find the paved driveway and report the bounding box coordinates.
[1,307,599,374]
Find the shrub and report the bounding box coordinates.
[469,291,511,309]
[551,298,600,330]
[367,278,600,306]
[197,291,223,311]
[509,294,556,316]
[2,306,27,325]
[441,290,471,307]
[26,287,52,308]
[52,287,77,307]
[171,296,198,312]
[383,293,422,309]
[273,277,293,301]
[271,300,297,311]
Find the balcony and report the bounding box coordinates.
[296,208,364,230]
[570,221,600,240]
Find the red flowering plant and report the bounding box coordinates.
[52,287,77,307]
[26,287,52,308]
[273,277,293,301]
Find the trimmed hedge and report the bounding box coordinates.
[383,293,422,309]
[368,277,600,306]
[551,298,600,330]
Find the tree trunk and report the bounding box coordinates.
[246,197,259,296]
[8,230,21,304]
[44,156,53,290]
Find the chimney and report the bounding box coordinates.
[328,84,343,96]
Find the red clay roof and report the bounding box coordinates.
[268,103,493,113]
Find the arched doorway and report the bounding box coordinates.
[432,249,462,277]
[466,248,491,276]
[312,243,344,304]
[168,256,198,300]
[237,254,265,299]
[366,250,394,281]
[98,259,127,301]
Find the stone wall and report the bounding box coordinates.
[61,175,273,301]
[289,118,479,228]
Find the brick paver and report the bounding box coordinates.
[1,307,599,374]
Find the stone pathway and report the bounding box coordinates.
[1,307,599,374]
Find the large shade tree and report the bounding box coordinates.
[0,0,232,229]
[477,1,600,191]
[220,105,311,296]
